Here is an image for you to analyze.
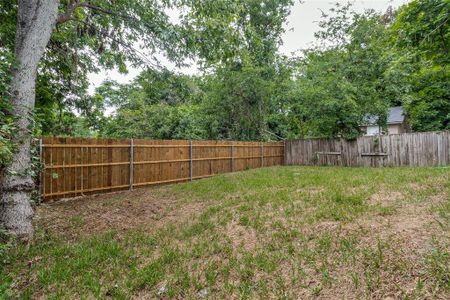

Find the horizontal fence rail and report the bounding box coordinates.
[285,131,450,167]
[39,137,284,201]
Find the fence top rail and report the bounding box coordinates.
[38,136,284,145]
[41,142,284,148]
[42,144,131,148]
[288,130,450,142]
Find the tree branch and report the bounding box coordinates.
[70,18,161,69]
[79,2,118,17]
[56,1,158,34]
[57,0,83,24]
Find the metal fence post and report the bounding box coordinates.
[38,138,43,202]
[261,143,264,167]
[231,143,234,172]
[129,139,134,190]
[189,140,193,181]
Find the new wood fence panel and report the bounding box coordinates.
[39,137,284,201]
[132,139,190,186]
[285,131,450,168]
[263,142,284,167]
[192,140,232,178]
[41,137,131,200]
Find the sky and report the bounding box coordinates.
[88,0,410,94]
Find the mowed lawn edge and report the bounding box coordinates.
[1,166,449,299]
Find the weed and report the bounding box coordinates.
[425,240,450,291]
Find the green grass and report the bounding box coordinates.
[1,166,449,298]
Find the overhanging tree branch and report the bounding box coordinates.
[57,0,83,24]
[57,0,158,33]
[70,18,161,69]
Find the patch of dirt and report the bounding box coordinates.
[225,219,258,252]
[361,192,447,248]
[296,187,324,195]
[34,187,208,237]
[313,220,341,232]
[408,182,427,192]
[368,190,404,206]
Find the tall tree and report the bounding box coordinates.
[195,0,294,140]
[0,0,59,240]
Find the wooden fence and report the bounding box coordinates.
[285,131,450,167]
[39,137,284,201]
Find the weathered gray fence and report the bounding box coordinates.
[285,131,450,167]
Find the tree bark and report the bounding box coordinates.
[0,0,59,240]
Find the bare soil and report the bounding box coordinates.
[34,187,207,238]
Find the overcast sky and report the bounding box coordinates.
[88,0,410,94]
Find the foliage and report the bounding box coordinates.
[0,1,15,165]
[289,5,393,139]
[1,0,187,139]
[0,227,13,298]
[94,59,294,141]
[181,0,295,140]
[96,69,207,139]
[202,64,275,140]
[285,0,449,138]
[102,102,207,139]
[200,56,293,140]
[0,46,15,167]
[388,0,450,131]
[1,0,296,139]
[182,0,294,68]
[0,228,13,265]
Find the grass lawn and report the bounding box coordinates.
[1,166,449,299]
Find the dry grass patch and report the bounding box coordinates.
[35,187,208,238]
[225,219,258,252]
[368,190,404,206]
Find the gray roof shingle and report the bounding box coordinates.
[387,106,405,124]
[364,106,405,125]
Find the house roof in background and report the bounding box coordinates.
[364,106,405,125]
[387,106,405,124]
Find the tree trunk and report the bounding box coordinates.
[0,0,59,240]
